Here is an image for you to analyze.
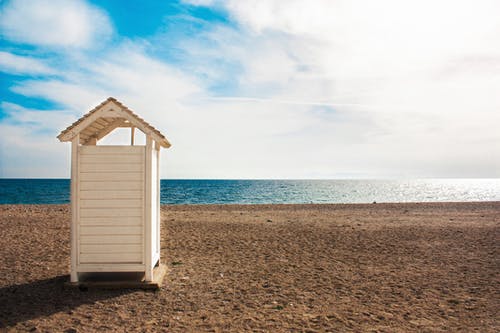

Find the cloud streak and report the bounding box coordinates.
[0,51,55,75]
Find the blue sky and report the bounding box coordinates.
[1,0,499,178]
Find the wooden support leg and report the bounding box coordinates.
[145,267,153,282]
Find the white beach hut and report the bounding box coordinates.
[57,97,170,285]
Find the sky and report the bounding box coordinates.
[0,0,499,179]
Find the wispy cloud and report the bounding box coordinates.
[0,0,112,48]
[0,102,76,177]
[207,96,421,112]
[0,51,55,75]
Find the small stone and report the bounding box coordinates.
[267,219,272,222]
[64,328,77,333]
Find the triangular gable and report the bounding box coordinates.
[57,97,171,148]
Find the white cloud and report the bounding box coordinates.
[0,0,112,48]
[0,51,55,75]
[1,102,75,127]
[0,102,76,177]
[12,79,111,112]
[173,0,500,177]
[219,0,500,86]
[181,0,216,6]
[2,0,500,178]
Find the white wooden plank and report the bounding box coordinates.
[101,116,118,122]
[80,234,142,244]
[80,226,143,236]
[156,148,161,261]
[80,172,143,181]
[80,163,143,172]
[80,145,145,155]
[80,154,143,164]
[80,216,142,226]
[84,137,97,145]
[80,253,143,263]
[80,207,142,218]
[88,121,106,130]
[81,123,102,133]
[80,244,142,253]
[144,135,153,281]
[80,199,142,208]
[151,148,158,255]
[81,128,98,138]
[80,181,143,191]
[58,102,119,141]
[94,118,110,127]
[80,190,142,200]
[76,264,145,272]
[70,135,79,282]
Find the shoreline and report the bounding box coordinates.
[1,202,498,331]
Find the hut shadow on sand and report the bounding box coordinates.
[0,275,140,329]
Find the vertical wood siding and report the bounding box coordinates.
[151,147,159,260]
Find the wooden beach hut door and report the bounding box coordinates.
[57,97,170,283]
[78,145,145,266]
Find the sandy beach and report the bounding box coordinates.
[0,202,498,332]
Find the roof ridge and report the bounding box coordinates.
[57,97,171,148]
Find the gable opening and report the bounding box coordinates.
[96,126,146,146]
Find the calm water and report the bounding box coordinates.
[0,178,499,204]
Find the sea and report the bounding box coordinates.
[0,178,499,205]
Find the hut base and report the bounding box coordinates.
[65,264,167,290]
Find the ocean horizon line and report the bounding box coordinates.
[1,177,498,181]
[1,178,499,205]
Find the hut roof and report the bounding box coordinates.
[57,97,171,148]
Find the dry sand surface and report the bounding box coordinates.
[0,202,499,332]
